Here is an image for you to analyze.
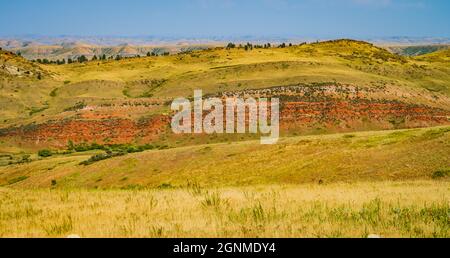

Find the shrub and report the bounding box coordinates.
[432,169,449,179]
[67,140,75,150]
[158,183,173,190]
[38,149,53,157]
[29,106,48,116]
[226,42,236,49]
[127,146,139,153]
[74,144,89,152]
[72,142,105,152]
[8,176,28,185]
[64,101,87,112]
[79,151,126,166]
[79,153,110,165]
[49,88,58,97]
[19,155,31,164]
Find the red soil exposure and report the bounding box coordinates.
[279,100,449,131]
[0,84,449,148]
[1,99,448,148]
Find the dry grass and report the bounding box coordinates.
[42,41,450,98]
[1,126,448,189]
[0,180,448,238]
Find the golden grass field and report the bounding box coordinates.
[0,127,448,238]
[0,180,448,238]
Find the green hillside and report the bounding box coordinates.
[387,45,449,57]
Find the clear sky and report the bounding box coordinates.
[1,0,449,38]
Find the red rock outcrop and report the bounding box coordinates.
[0,115,170,147]
[1,84,448,148]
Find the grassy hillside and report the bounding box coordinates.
[1,39,449,131]
[387,45,449,57]
[0,49,60,124]
[415,48,450,63]
[1,126,448,189]
[42,40,450,98]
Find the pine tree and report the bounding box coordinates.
[226,42,236,49]
[78,55,88,63]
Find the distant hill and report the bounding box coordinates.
[2,35,450,61]
[414,47,450,62]
[5,43,212,61]
[386,45,450,56]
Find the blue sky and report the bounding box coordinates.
[0,0,449,38]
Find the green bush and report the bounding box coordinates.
[49,88,58,97]
[74,143,165,165]
[71,143,157,153]
[432,169,449,179]
[72,142,106,152]
[64,101,87,112]
[29,106,49,116]
[8,176,28,185]
[38,149,53,157]
[19,155,31,164]
[158,183,174,189]
[79,151,126,166]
